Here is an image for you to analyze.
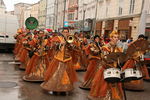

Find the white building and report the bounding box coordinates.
[143,0,150,41]
[56,0,67,30]
[24,7,32,27]
[38,0,47,28]
[78,0,96,20]
[67,0,78,33]
[94,0,146,40]
[46,0,55,30]
[77,0,150,40]
[78,0,97,33]
[14,3,31,28]
[30,2,39,20]
[0,0,6,14]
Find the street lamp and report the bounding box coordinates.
[82,3,87,34]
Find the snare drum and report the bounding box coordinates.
[136,69,142,80]
[104,68,121,83]
[123,68,137,82]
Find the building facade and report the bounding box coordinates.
[14,3,31,28]
[78,0,97,33]
[24,7,32,27]
[54,0,67,30]
[46,0,55,30]
[30,2,40,20]
[0,0,6,14]
[95,0,144,40]
[143,0,150,41]
[24,2,39,28]
[38,0,47,28]
[67,0,78,31]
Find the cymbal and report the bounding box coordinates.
[126,39,149,58]
[104,52,127,63]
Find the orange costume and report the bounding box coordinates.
[14,32,26,60]
[142,64,150,80]
[41,35,77,92]
[14,29,23,55]
[80,42,102,89]
[122,38,149,90]
[23,35,49,82]
[122,59,144,90]
[88,43,124,100]
[70,36,82,70]
[18,34,34,70]
[141,55,150,80]
[76,37,88,71]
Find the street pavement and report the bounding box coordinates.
[0,53,150,100]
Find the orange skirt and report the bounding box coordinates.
[80,59,99,89]
[24,54,49,81]
[19,48,28,63]
[124,79,144,90]
[89,67,123,100]
[41,58,77,92]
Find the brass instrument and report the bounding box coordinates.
[66,35,74,43]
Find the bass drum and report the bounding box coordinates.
[104,68,121,83]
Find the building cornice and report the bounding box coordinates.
[97,13,141,21]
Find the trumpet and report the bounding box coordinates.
[66,35,74,43]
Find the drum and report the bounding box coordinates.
[104,68,121,83]
[123,68,137,82]
[136,69,143,80]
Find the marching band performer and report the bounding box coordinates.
[14,29,26,60]
[88,31,124,100]
[23,30,49,82]
[18,31,33,70]
[76,33,88,71]
[122,34,149,90]
[41,28,77,93]
[80,35,103,90]
[71,32,82,70]
[141,36,150,81]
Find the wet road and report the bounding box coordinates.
[0,53,150,100]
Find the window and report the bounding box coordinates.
[106,1,110,17]
[68,13,74,20]
[129,0,135,14]
[119,7,123,15]
[119,0,123,15]
[106,6,108,17]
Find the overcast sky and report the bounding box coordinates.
[4,0,40,11]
